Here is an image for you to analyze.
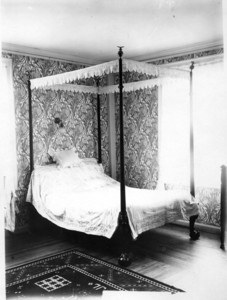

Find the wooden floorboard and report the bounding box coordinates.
[4,224,227,300]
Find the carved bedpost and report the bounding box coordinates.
[117,46,132,267]
[96,78,102,164]
[189,61,200,240]
[27,75,34,175]
[220,165,227,250]
[189,62,195,198]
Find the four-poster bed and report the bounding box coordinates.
[26,48,200,266]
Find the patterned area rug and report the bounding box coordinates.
[6,249,184,298]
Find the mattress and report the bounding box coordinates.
[26,161,199,239]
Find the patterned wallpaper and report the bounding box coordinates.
[166,184,221,227]
[31,89,109,170]
[3,46,223,230]
[151,48,223,65]
[115,72,158,189]
[2,52,109,230]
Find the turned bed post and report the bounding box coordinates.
[220,165,227,250]
[189,62,195,198]
[118,47,126,216]
[96,78,102,164]
[27,78,34,175]
[189,62,200,240]
[116,47,132,266]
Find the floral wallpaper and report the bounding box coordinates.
[151,48,223,65]
[165,184,221,227]
[2,52,109,230]
[195,187,220,226]
[115,71,159,189]
[2,46,223,230]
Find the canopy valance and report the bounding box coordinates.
[30,58,189,94]
[36,77,185,95]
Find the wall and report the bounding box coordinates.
[2,51,159,231]
[2,52,109,230]
[3,47,223,230]
[115,72,158,189]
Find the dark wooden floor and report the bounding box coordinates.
[4,224,227,300]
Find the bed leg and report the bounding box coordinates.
[115,212,132,267]
[189,214,200,240]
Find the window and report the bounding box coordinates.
[160,59,226,189]
[159,77,190,187]
[159,58,227,226]
[193,61,227,188]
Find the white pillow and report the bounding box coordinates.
[54,149,81,168]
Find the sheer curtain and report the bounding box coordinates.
[159,60,226,188]
[193,61,227,188]
[159,59,227,226]
[158,78,190,189]
[0,58,18,232]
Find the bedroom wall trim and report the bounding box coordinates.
[1,43,97,66]
[157,53,224,69]
[174,220,220,235]
[137,40,223,63]
[2,41,223,67]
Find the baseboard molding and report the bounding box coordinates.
[174,220,220,235]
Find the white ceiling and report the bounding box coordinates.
[1,0,224,65]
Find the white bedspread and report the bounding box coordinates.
[26,162,199,239]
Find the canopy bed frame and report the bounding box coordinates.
[220,165,227,250]
[27,48,200,266]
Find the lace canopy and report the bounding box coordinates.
[30,58,189,94]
